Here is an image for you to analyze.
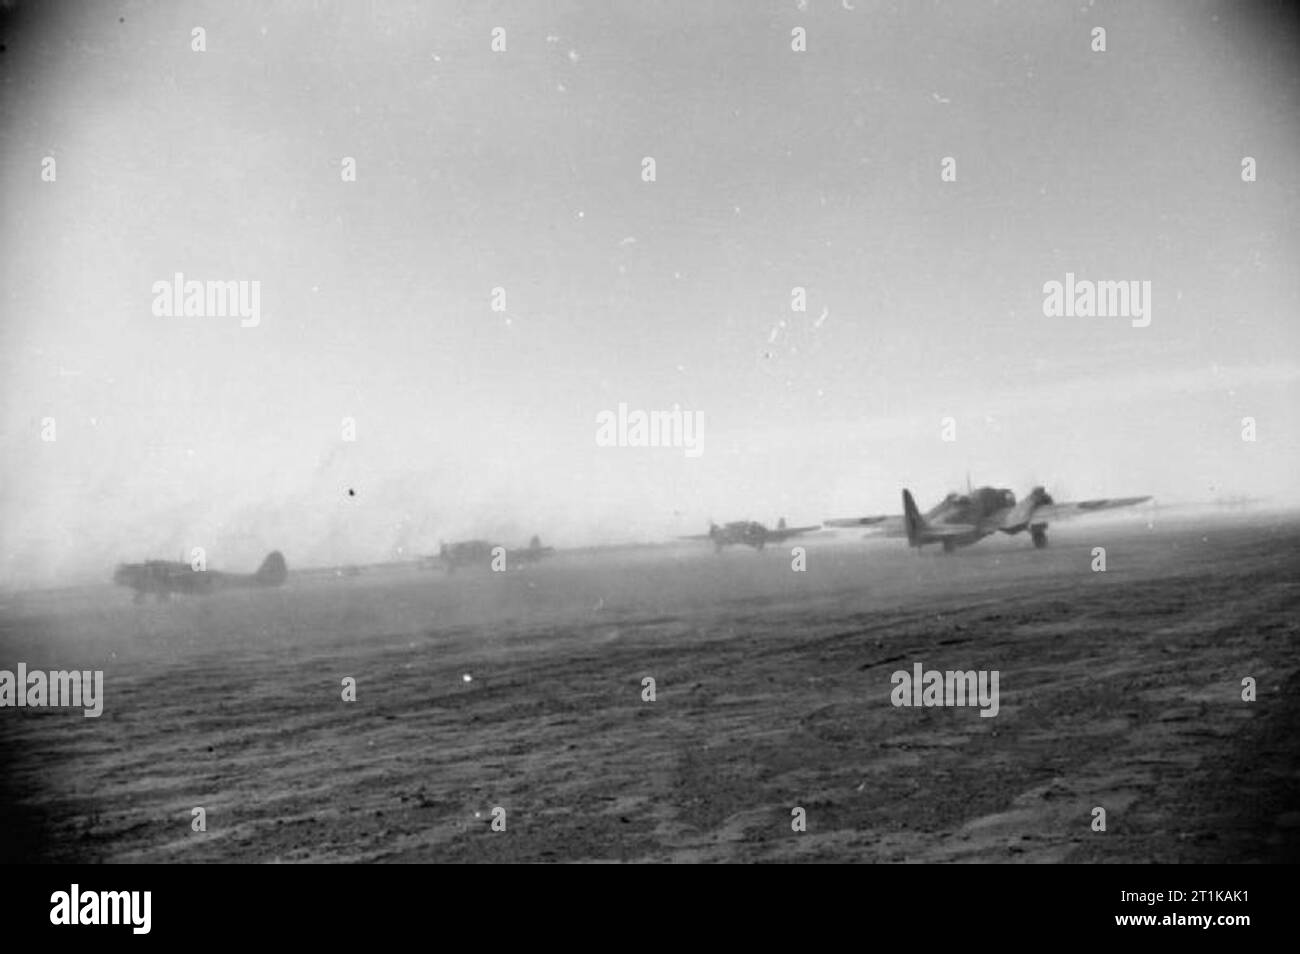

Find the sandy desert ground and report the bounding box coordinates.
[2,511,1298,863]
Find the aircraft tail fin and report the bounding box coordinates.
[777,517,787,530]
[255,551,288,586]
[902,489,925,547]
[529,535,542,550]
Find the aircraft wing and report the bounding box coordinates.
[1028,496,1152,523]
[920,522,980,538]
[823,515,891,528]
[767,525,820,541]
[824,515,906,536]
[515,548,555,561]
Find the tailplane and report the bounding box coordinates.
[255,551,288,586]
[902,489,925,547]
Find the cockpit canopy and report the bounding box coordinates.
[970,487,1017,510]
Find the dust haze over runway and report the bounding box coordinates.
[2,0,1299,884]
[2,512,1297,863]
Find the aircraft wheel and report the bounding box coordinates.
[1031,527,1048,549]
[942,540,956,554]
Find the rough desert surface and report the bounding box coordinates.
[2,512,1297,862]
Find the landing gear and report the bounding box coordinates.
[1031,525,1048,549]
[942,540,956,554]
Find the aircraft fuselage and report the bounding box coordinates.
[711,521,773,550]
[907,486,1055,550]
[113,552,287,601]
[436,537,554,572]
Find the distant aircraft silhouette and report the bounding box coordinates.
[113,552,287,601]
[680,517,820,553]
[427,536,555,573]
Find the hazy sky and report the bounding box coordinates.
[1,0,1297,585]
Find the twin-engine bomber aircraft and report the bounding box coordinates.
[682,518,821,553]
[113,551,288,601]
[432,535,555,572]
[825,486,1151,552]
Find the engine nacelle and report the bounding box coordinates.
[1003,486,1053,533]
